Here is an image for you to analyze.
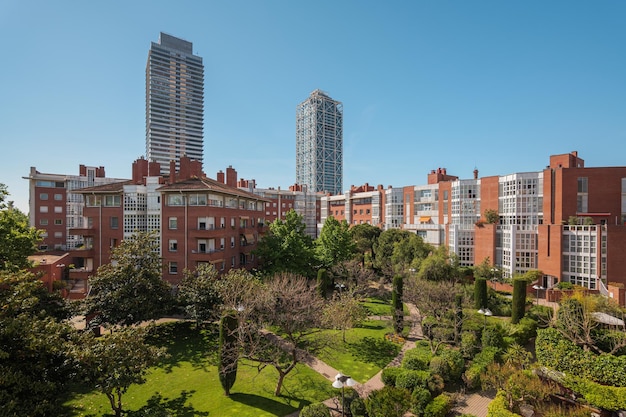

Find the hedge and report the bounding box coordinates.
[396,369,430,392]
[562,375,626,412]
[300,402,331,417]
[402,343,432,371]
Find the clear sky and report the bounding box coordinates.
[1,1,625,214]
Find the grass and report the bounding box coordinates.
[361,297,392,317]
[65,322,334,417]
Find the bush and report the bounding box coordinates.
[482,325,505,350]
[396,369,430,392]
[410,386,432,416]
[431,348,464,382]
[427,373,445,396]
[402,343,432,371]
[507,317,537,346]
[381,366,403,386]
[350,397,367,417]
[423,393,452,417]
[460,331,480,359]
[365,386,412,417]
[486,390,517,417]
[300,402,331,417]
[463,347,500,390]
[561,375,626,412]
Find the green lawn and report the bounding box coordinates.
[361,297,392,317]
[65,322,334,417]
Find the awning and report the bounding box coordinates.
[210,259,224,265]
[419,216,431,223]
[245,234,255,242]
[240,216,250,220]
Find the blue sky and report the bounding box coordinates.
[1,1,625,214]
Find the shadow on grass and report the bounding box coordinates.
[357,321,386,330]
[146,321,219,372]
[126,390,209,417]
[229,393,298,416]
[348,336,401,368]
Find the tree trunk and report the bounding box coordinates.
[274,371,285,396]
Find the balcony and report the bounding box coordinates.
[69,227,96,236]
[69,267,94,281]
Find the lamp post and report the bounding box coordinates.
[532,284,545,305]
[332,372,356,417]
[477,307,493,329]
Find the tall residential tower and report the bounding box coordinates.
[146,32,204,175]
[296,90,343,195]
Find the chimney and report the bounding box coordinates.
[226,166,237,187]
[217,170,225,184]
[473,169,479,179]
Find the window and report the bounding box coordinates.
[54,206,63,213]
[167,194,184,206]
[54,194,63,201]
[169,240,178,252]
[40,193,49,200]
[169,217,178,229]
[54,219,63,225]
[188,194,207,206]
[40,219,49,225]
[104,195,121,207]
[231,237,235,248]
[169,262,178,274]
[220,238,225,249]
[110,238,118,247]
[231,256,235,267]
[54,232,63,238]
[221,217,225,228]
[231,218,235,228]
[40,206,48,213]
[110,217,119,229]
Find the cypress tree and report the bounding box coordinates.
[219,311,238,396]
[474,278,488,310]
[454,293,463,345]
[392,275,404,334]
[511,278,527,324]
[317,268,328,299]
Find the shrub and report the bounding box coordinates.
[381,367,403,386]
[486,390,517,417]
[562,375,626,412]
[300,402,331,417]
[432,348,464,382]
[350,397,367,417]
[365,386,412,417]
[482,325,505,350]
[396,369,430,392]
[402,343,432,371]
[507,317,537,346]
[392,275,403,334]
[511,278,527,324]
[463,347,500,390]
[427,373,445,396]
[410,386,432,416]
[461,331,480,359]
[423,393,452,417]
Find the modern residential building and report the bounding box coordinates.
[320,183,386,232]
[146,32,204,175]
[67,157,268,293]
[24,165,127,251]
[296,89,343,195]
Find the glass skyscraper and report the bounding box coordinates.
[146,33,204,175]
[296,90,343,195]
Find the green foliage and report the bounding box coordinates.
[350,396,368,417]
[77,326,169,417]
[0,185,41,272]
[396,369,430,392]
[474,278,488,309]
[300,402,332,417]
[254,210,315,277]
[317,268,329,298]
[402,343,432,370]
[426,373,445,396]
[482,325,506,350]
[561,374,626,411]
[392,233,433,274]
[555,281,574,290]
[365,386,412,417]
[484,209,499,224]
[506,317,538,346]
[372,229,414,277]
[392,275,403,334]
[177,263,221,326]
[423,393,452,417]
[410,386,432,416]
[487,289,513,316]
[416,246,457,282]
[511,278,527,324]
[218,311,238,396]
[536,327,626,387]
[430,348,464,382]
[351,223,381,265]
[381,366,403,386]
[461,331,480,359]
[316,216,356,269]
[463,347,500,390]
[486,390,518,417]
[86,231,173,327]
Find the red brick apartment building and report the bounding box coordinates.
[60,157,269,294]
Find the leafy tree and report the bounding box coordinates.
[473,257,494,280]
[315,216,355,269]
[218,310,239,396]
[392,275,403,334]
[85,231,173,327]
[0,270,77,417]
[77,326,168,417]
[329,259,377,297]
[392,233,433,273]
[254,210,315,277]
[484,208,499,224]
[373,229,413,277]
[511,278,527,324]
[0,184,41,271]
[177,263,221,327]
[416,247,458,282]
[322,290,368,342]
[350,223,381,266]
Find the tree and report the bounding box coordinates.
[237,273,326,396]
[254,210,315,277]
[177,263,221,328]
[0,270,78,416]
[365,386,412,417]
[373,229,414,277]
[0,184,41,271]
[392,275,403,334]
[391,233,433,273]
[328,258,377,297]
[416,247,458,282]
[78,326,168,417]
[484,209,499,224]
[322,290,368,342]
[475,277,488,309]
[511,278,527,324]
[85,231,173,327]
[350,223,381,267]
[219,310,239,396]
[316,216,355,269]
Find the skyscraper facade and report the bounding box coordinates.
[146,32,204,175]
[296,89,343,195]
